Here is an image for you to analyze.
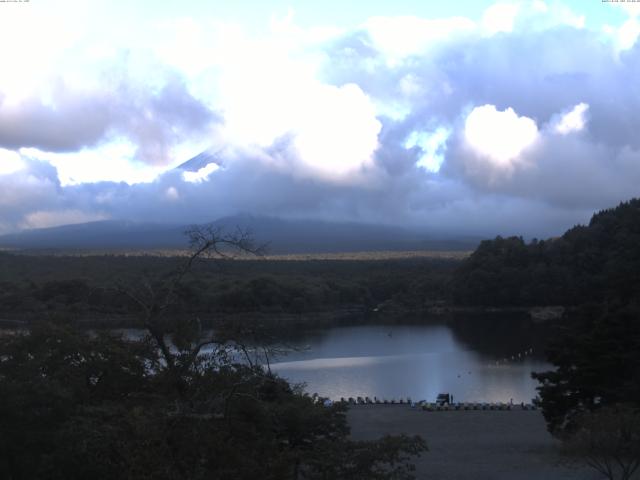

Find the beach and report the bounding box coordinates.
[347,405,604,480]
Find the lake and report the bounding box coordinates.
[268,320,552,404]
[105,316,554,404]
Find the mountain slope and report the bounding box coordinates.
[174,150,221,172]
[0,221,187,250]
[0,216,479,253]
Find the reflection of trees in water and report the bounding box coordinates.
[447,314,553,360]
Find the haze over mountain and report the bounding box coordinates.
[0,216,480,253]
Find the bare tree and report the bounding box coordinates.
[561,405,640,480]
[118,225,266,390]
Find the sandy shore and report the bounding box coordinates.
[347,405,604,480]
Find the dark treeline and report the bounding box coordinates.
[452,198,640,306]
[0,253,456,326]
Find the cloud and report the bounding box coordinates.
[615,2,640,18]
[0,148,24,175]
[482,3,520,34]
[1,2,640,240]
[0,83,114,152]
[0,74,216,165]
[364,15,476,60]
[183,163,221,184]
[20,209,108,230]
[553,102,589,135]
[618,17,640,50]
[462,105,539,169]
[212,37,382,183]
[288,83,382,181]
[0,159,62,232]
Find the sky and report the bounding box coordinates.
[1,0,639,237]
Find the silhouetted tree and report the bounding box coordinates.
[532,304,640,434]
[561,405,640,480]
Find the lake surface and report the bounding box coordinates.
[268,322,552,403]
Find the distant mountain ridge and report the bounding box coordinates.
[0,216,480,253]
[0,220,187,250]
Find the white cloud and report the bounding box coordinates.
[616,2,640,17]
[165,186,180,200]
[364,16,475,60]
[0,2,86,106]
[482,3,520,35]
[482,1,584,35]
[290,83,381,181]
[618,17,640,50]
[0,148,25,175]
[183,162,220,183]
[20,209,107,230]
[216,34,320,148]
[216,37,382,183]
[463,105,539,168]
[20,143,165,186]
[554,102,589,135]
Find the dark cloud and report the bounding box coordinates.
[0,85,113,152]
[0,159,62,230]
[118,74,217,165]
[0,151,590,238]
[0,71,217,164]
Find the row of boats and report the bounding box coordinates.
[333,395,537,411]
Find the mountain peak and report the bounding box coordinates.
[175,150,221,173]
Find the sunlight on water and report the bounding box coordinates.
[269,324,551,403]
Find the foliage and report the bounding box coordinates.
[532,303,640,434]
[452,198,640,306]
[0,324,426,479]
[0,323,154,479]
[0,253,457,326]
[561,405,640,480]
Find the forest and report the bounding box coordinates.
[0,252,457,329]
[452,199,640,306]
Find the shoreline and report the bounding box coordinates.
[0,303,567,330]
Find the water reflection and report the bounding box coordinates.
[269,324,551,403]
